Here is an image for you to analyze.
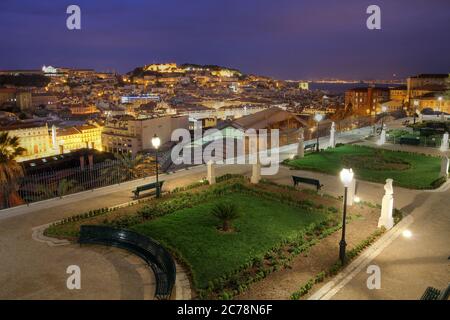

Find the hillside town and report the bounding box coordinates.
[1,63,448,163]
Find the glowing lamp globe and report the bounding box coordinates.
[340,168,354,187]
[314,113,324,123]
[152,134,161,149]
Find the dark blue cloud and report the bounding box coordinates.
[0,0,449,79]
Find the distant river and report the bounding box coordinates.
[309,82,404,94]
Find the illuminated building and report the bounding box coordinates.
[299,82,309,90]
[406,74,449,102]
[389,86,407,102]
[144,63,185,73]
[411,94,450,114]
[69,104,99,115]
[0,122,51,161]
[345,87,390,115]
[0,88,32,110]
[102,115,189,155]
[53,123,103,154]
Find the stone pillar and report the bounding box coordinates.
[378,124,386,145]
[346,178,356,206]
[88,153,94,170]
[80,156,85,171]
[329,122,336,149]
[251,158,261,184]
[297,128,305,158]
[418,113,423,123]
[440,156,449,179]
[207,160,216,185]
[440,132,449,152]
[378,179,394,230]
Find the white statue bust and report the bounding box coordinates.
[298,128,304,140]
[384,179,393,195]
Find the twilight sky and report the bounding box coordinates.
[0,0,449,80]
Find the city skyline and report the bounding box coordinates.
[1,0,449,80]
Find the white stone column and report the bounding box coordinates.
[207,160,216,185]
[378,179,394,230]
[440,156,449,179]
[329,122,336,149]
[378,124,386,145]
[251,158,261,184]
[346,178,356,206]
[297,128,305,158]
[440,132,449,152]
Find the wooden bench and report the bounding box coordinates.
[292,176,323,191]
[304,143,317,153]
[79,225,176,300]
[420,285,450,300]
[132,181,164,198]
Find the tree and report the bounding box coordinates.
[0,132,26,208]
[102,153,156,182]
[211,201,240,232]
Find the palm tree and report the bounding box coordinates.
[211,201,240,232]
[102,153,156,183]
[0,132,26,208]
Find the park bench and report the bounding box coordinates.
[132,181,164,198]
[399,137,420,146]
[292,175,323,191]
[79,225,176,300]
[420,284,450,300]
[304,143,317,153]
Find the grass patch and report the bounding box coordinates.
[284,145,442,189]
[130,192,329,290]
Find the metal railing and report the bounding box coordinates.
[0,115,379,210]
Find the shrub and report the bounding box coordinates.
[211,201,240,232]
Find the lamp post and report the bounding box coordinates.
[151,134,161,198]
[314,113,324,152]
[339,168,354,265]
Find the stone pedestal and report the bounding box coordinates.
[346,179,356,206]
[297,128,305,158]
[251,160,261,184]
[378,125,386,145]
[378,179,394,230]
[440,132,449,152]
[440,156,449,179]
[329,122,336,149]
[207,160,216,185]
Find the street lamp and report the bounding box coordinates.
[151,134,161,198]
[339,168,354,265]
[314,113,324,152]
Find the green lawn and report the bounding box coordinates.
[285,145,442,189]
[131,193,328,289]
